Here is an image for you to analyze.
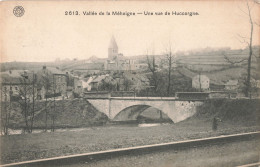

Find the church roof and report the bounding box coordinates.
[108,36,118,49]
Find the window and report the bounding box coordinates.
[10,87,12,90]
[15,87,18,90]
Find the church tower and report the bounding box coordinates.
[108,36,118,60]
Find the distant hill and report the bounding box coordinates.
[1,46,259,77]
[0,61,65,72]
[175,46,260,72]
[172,46,260,87]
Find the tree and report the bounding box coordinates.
[164,42,176,96]
[244,0,255,98]
[239,72,259,97]
[224,0,259,97]
[40,72,52,132]
[1,84,12,135]
[122,75,133,91]
[29,72,37,133]
[50,74,57,132]
[18,73,35,133]
[98,77,117,91]
[146,55,159,94]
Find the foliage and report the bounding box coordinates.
[98,80,117,91]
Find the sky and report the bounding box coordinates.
[1,0,259,62]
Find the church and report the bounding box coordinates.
[104,36,136,71]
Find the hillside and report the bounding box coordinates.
[177,64,259,86]
[185,99,260,126]
[176,46,260,66]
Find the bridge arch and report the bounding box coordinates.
[113,104,172,122]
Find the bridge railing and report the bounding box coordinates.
[84,91,136,99]
[84,91,111,98]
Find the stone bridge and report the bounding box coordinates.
[86,97,204,123]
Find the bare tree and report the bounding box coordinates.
[164,42,175,96]
[223,53,247,66]
[40,72,52,132]
[18,73,34,133]
[1,84,12,135]
[51,74,56,132]
[244,0,254,98]
[1,74,37,135]
[225,0,259,97]
[146,55,159,93]
[29,72,37,133]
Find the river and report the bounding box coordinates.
[1,123,169,136]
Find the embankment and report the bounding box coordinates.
[185,99,260,126]
[4,99,108,129]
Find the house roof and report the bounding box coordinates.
[0,77,21,85]
[44,67,66,75]
[91,75,108,83]
[192,75,209,80]
[0,70,34,85]
[225,80,238,86]
[0,70,26,78]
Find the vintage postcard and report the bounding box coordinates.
[0,0,260,166]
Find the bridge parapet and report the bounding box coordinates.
[85,96,205,101]
[84,91,136,99]
[84,92,111,98]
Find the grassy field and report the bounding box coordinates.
[1,118,259,164]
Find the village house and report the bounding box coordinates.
[82,77,93,92]
[37,66,68,98]
[225,80,238,91]
[73,77,83,95]
[0,70,38,101]
[192,74,210,91]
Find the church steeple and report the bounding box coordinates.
[109,36,118,50]
[108,36,118,60]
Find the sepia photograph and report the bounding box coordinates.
[0,0,260,166]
